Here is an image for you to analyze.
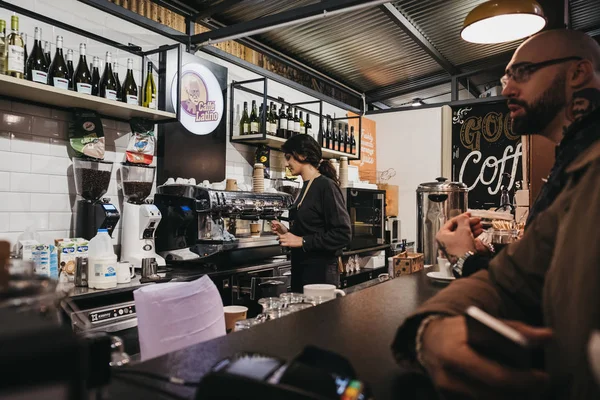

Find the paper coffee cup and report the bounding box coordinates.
[224,305,248,333]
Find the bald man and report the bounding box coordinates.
[392,30,600,399]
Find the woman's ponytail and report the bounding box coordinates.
[318,160,339,186]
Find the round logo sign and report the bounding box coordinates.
[171,63,224,136]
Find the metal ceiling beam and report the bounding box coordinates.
[194,0,243,21]
[148,0,198,17]
[365,72,451,103]
[378,3,480,99]
[189,0,390,46]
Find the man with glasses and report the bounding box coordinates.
[392,29,600,399]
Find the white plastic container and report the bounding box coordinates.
[88,229,118,289]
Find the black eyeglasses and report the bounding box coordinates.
[500,56,583,89]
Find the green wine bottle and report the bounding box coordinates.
[121,58,138,105]
[142,61,156,108]
[240,101,249,135]
[99,52,117,100]
[73,43,92,94]
[48,35,69,89]
[249,100,259,134]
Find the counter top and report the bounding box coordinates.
[105,269,446,400]
[68,257,291,301]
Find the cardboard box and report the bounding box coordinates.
[392,253,424,277]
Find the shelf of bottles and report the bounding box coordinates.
[230,77,361,160]
[0,13,176,122]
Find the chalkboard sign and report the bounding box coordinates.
[451,101,523,210]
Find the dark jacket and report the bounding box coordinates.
[392,114,600,399]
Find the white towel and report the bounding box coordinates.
[134,275,226,361]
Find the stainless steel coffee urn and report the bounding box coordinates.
[417,177,468,265]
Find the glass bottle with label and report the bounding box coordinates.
[142,61,156,108]
[305,114,313,138]
[26,27,48,84]
[330,122,337,151]
[48,36,69,89]
[293,108,300,135]
[99,52,117,100]
[66,49,74,90]
[113,62,122,101]
[266,102,274,136]
[0,20,6,75]
[299,111,305,134]
[240,101,249,136]
[278,104,287,138]
[6,16,25,79]
[91,56,100,96]
[21,32,27,78]
[73,43,92,94]
[121,58,138,105]
[350,126,356,156]
[343,124,349,153]
[323,116,330,149]
[44,41,51,66]
[249,100,259,134]
[287,107,294,137]
[258,102,264,133]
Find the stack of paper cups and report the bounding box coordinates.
[339,156,348,188]
[253,163,265,193]
[330,159,339,181]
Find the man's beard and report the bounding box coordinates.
[509,73,566,135]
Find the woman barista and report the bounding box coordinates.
[271,135,351,292]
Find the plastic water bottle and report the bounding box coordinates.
[88,229,118,289]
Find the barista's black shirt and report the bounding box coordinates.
[289,175,351,258]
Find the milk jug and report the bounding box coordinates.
[88,229,118,289]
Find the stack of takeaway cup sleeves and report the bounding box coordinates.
[253,163,265,193]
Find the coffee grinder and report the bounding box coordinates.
[73,158,120,240]
[119,163,165,269]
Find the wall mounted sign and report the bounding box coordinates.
[349,113,376,183]
[171,62,224,136]
[451,101,523,210]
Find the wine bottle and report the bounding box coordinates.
[299,111,305,134]
[90,56,100,96]
[99,52,117,100]
[271,103,279,136]
[113,62,122,101]
[66,49,74,90]
[323,116,330,149]
[6,16,25,79]
[337,123,343,152]
[249,100,259,134]
[258,102,264,133]
[48,36,69,89]
[73,43,92,94]
[0,20,7,75]
[305,114,313,138]
[350,126,356,155]
[142,61,156,108]
[240,101,249,135]
[278,104,287,138]
[293,108,300,135]
[343,124,349,153]
[26,27,48,84]
[286,107,294,137]
[121,58,138,105]
[43,40,51,66]
[21,32,27,78]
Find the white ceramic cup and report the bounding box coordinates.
[117,261,135,284]
[303,284,345,300]
[437,257,453,277]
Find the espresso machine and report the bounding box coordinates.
[154,185,293,266]
[120,163,165,269]
[73,158,120,240]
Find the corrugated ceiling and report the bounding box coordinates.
[199,0,600,107]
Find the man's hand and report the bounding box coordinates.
[470,217,484,237]
[436,214,477,264]
[270,220,288,235]
[278,232,303,248]
[474,238,492,256]
[420,316,552,399]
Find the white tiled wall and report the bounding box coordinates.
[0,0,353,249]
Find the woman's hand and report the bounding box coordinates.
[270,220,288,235]
[278,232,303,248]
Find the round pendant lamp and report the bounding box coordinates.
[461,0,546,44]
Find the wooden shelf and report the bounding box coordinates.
[0,74,177,122]
[231,133,358,160]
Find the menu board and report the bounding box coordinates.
[349,113,377,183]
[451,101,523,210]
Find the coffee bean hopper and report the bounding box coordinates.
[119,163,165,269]
[73,158,120,240]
